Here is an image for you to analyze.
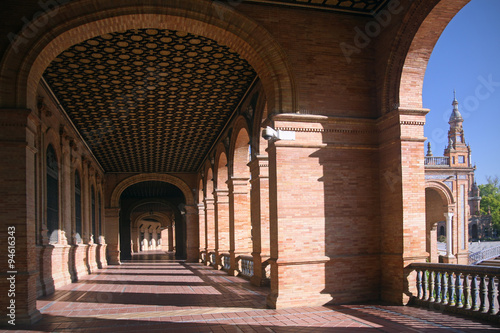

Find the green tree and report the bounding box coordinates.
[479,176,500,231]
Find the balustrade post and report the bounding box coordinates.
[416,269,422,299]
[456,273,463,308]
[442,272,448,305]
[429,271,435,302]
[464,274,471,309]
[423,270,428,301]
[472,275,480,311]
[448,272,456,307]
[435,271,442,303]
[480,275,488,313]
[488,276,498,315]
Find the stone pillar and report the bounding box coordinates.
[168,225,174,252]
[249,155,270,286]
[204,197,215,265]
[228,177,251,276]
[214,189,230,269]
[442,212,456,263]
[0,109,41,324]
[429,224,438,263]
[185,204,199,262]
[197,203,206,261]
[105,208,120,265]
[96,177,107,269]
[378,108,429,304]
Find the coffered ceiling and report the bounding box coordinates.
[43,28,256,173]
[245,0,390,15]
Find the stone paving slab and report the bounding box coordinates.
[2,252,500,332]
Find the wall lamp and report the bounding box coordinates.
[262,126,295,141]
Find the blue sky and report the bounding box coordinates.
[423,0,500,185]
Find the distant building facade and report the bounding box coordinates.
[425,95,494,263]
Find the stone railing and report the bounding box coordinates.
[424,156,450,166]
[209,252,216,266]
[200,250,207,263]
[469,245,500,265]
[222,253,231,271]
[410,263,500,322]
[237,255,254,278]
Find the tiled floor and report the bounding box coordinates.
[4,251,500,332]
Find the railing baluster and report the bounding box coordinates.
[449,272,456,307]
[429,270,435,302]
[441,272,448,305]
[435,271,442,303]
[456,273,463,308]
[442,271,448,305]
[488,276,498,315]
[480,275,489,313]
[423,270,429,301]
[464,273,471,309]
[472,274,480,311]
[416,269,422,299]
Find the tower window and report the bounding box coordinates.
[458,156,465,163]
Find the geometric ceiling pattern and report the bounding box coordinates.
[43,29,256,173]
[245,0,389,15]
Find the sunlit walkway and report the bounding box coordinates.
[5,252,500,332]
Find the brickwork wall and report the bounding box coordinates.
[0,0,470,321]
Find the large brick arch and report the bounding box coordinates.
[110,173,194,207]
[229,116,251,178]
[425,180,455,207]
[382,0,470,112]
[0,0,296,115]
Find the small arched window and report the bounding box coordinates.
[75,170,82,244]
[46,144,59,243]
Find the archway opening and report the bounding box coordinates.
[425,187,449,263]
[119,181,186,260]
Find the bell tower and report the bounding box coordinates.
[444,92,471,167]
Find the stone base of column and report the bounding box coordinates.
[38,245,55,296]
[456,252,468,265]
[441,255,456,264]
[251,253,270,287]
[106,245,120,265]
[186,246,199,263]
[266,257,332,308]
[96,244,108,269]
[71,244,89,280]
[86,244,99,273]
[51,245,72,290]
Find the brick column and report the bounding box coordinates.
[105,208,120,265]
[228,177,252,276]
[204,197,215,265]
[0,109,41,325]
[214,189,230,269]
[378,108,429,304]
[249,155,270,286]
[197,203,205,261]
[185,204,199,262]
[265,117,331,308]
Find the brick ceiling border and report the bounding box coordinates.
[245,0,390,15]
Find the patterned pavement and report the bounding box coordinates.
[3,251,500,332]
